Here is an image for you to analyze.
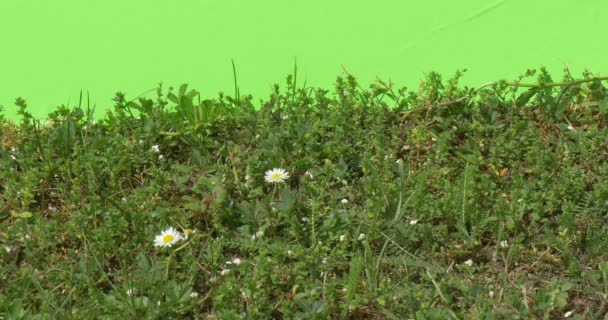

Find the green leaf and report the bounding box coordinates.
[275,187,297,213]
[10,211,32,219]
[515,88,539,107]
[599,97,608,114]
[0,210,10,222]
[167,93,178,104]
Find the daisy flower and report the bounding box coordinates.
[154,227,183,248]
[264,168,290,184]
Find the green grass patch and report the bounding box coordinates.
[1,66,608,319]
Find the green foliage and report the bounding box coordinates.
[1,66,608,318]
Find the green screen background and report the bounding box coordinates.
[1,0,606,122]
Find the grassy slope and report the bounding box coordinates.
[1,68,608,319]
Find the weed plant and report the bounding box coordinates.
[1,66,608,319]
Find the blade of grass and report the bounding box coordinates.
[231,59,240,108]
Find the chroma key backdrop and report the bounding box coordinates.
[0,0,606,121]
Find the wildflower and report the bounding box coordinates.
[183,229,195,238]
[499,240,509,248]
[304,170,314,179]
[358,233,366,241]
[287,250,293,256]
[464,259,473,267]
[567,125,575,131]
[121,197,127,203]
[9,155,16,161]
[220,269,230,276]
[245,174,251,181]
[153,227,183,248]
[264,168,290,183]
[151,144,160,153]
[339,235,346,242]
[158,154,164,160]
[489,290,495,298]
[564,310,574,318]
[341,198,348,204]
[251,230,264,241]
[226,258,242,265]
[190,292,199,299]
[395,159,403,164]
[409,220,418,225]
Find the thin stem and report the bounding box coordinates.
[311,200,316,246]
[166,253,173,277]
[271,184,278,220]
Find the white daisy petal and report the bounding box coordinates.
[154,227,183,248]
[264,168,290,184]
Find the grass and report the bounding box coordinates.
[1,65,608,319]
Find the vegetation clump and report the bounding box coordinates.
[1,66,608,319]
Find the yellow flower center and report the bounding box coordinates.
[163,234,174,243]
[272,173,282,179]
